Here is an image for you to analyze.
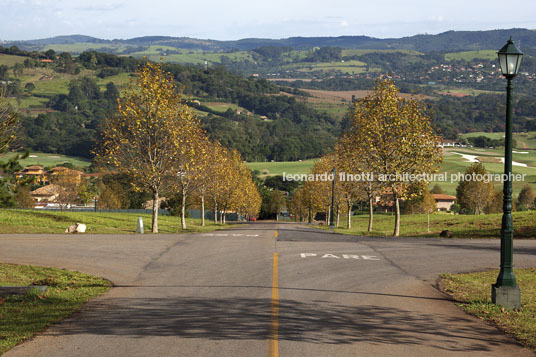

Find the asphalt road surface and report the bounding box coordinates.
[1,222,536,356]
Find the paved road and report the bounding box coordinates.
[1,222,536,356]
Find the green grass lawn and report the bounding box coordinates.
[0,263,112,354]
[437,148,536,196]
[95,72,135,89]
[0,152,91,169]
[440,268,536,351]
[246,159,316,177]
[33,76,70,96]
[318,210,536,238]
[203,102,244,113]
[12,95,49,110]
[244,150,535,196]
[0,209,234,234]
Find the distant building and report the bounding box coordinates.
[16,165,47,185]
[30,184,60,203]
[432,194,456,211]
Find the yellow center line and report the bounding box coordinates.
[268,251,279,357]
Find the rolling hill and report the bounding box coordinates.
[4,28,536,53]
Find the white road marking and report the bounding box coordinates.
[321,254,340,259]
[300,253,317,258]
[300,253,380,260]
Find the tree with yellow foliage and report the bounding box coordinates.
[96,62,196,233]
[51,169,81,211]
[344,79,442,236]
[0,89,19,153]
[336,135,382,231]
[170,123,210,230]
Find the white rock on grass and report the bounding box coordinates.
[65,223,87,233]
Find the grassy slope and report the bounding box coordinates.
[319,211,536,238]
[0,263,111,354]
[246,159,317,177]
[0,152,91,169]
[0,54,27,66]
[0,210,233,234]
[440,268,536,351]
[445,50,497,61]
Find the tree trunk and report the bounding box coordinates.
[180,188,187,230]
[326,205,330,225]
[223,210,226,224]
[393,196,400,237]
[347,202,352,229]
[201,195,205,227]
[336,206,340,228]
[213,199,218,224]
[368,197,374,232]
[152,190,159,233]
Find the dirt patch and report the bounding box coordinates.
[437,92,470,98]
[267,78,313,82]
[301,89,431,104]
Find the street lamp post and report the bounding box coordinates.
[492,37,523,310]
[329,168,336,228]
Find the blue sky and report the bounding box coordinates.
[1,0,535,41]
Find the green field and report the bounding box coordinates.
[95,72,135,89]
[436,87,502,96]
[445,50,497,61]
[203,102,245,113]
[0,152,91,169]
[341,49,423,57]
[32,76,70,96]
[0,54,27,66]
[128,46,254,65]
[437,149,536,195]
[0,210,233,234]
[246,159,316,177]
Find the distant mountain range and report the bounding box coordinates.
[3,28,536,52]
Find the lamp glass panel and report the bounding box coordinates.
[507,54,519,75]
[498,53,508,75]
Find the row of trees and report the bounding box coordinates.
[95,62,261,232]
[288,79,443,236]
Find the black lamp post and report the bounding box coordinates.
[492,37,523,310]
[329,168,336,228]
